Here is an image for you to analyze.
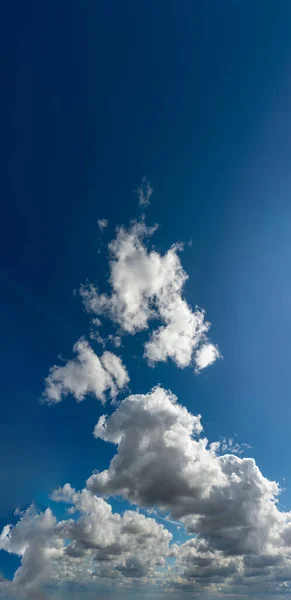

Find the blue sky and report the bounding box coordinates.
[2,1,291,598]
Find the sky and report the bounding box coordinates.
[2,0,291,598]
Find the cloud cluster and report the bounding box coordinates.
[0,487,172,597]
[80,221,219,371]
[43,338,129,404]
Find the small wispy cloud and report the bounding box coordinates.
[97,218,108,231]
[220,437,252,455]
[136,176,153,207]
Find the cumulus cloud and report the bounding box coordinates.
[80,221,219,371]
[195,343,221,372]
[43,338,129,404]
[0,487,172,597]
[88,386,219,510]
[97,218,108,231]
[88,386,291,560]
[0,505,62,597]
[136,176,153,207]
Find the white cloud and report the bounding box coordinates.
[89,318,106,346]
[100,351,129,390]
[108,334,122,348]
[219,437,251,455]
[43,338,129,404]
[0,505,62,597]
[136,176,153,207]
[91,317,102,328]
[80,221,219,371]
[97,218,108,231]
[195,343,221,372]
[144,300,209,368]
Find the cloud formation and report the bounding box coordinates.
[80,221,218,371]
[43,338,129,404]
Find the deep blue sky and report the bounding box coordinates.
[2,0,291,560]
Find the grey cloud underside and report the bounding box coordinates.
[80,221,220,371]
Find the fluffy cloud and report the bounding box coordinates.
[80,221,218,371]
[195,343,220,372]
[0,487,172,597]
[43,338,129,404]
[0,506,62,597]
[88,386,291,559]
[88,386,221,510]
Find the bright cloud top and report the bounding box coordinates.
[43,338,129,404]
[80,221,219,371]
